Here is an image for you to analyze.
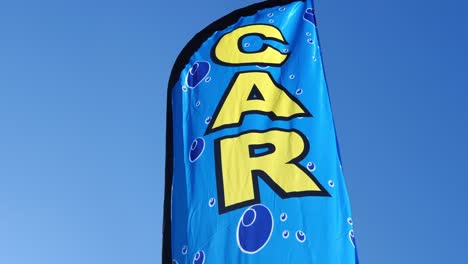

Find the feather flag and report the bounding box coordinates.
[163,0,358,263]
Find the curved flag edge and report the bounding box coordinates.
[163,0,308,263]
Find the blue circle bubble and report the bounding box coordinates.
[268,19,274,23]
[205,116,212,124]
[282,230,289,238]
[208,198,216,207]
[307,38,314,44]
[278,7,286,11]
[244,42,250,48]
[283,48,289,53]
[267,13,274,17]
[296,88,303,95]
[182,86,188,92]
[280,213,287,222]
[347,217,353,225]
[189,138,205,162]
[186,61,210,88]
[312,56,317,61]
[205,76,211,82]
[195,101,201,107]
[306,32,311,36]
[237,204,273,254]
[303,8,316,25]
[193,250,205,264]
[349,230,356,248]
[182,245,188,255]
[307,162,316,172]
[289,74,295,79]
[296,230,306,242]
[328,180,335,187]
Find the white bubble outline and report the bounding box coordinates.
[282,230,289,238]
[280,213,287,222]
[347,217,353,225]
[241,208,257,227]
[193,250,205,264]
[189,137,205,163]
[307,161,316,172]
[295,230,306,243]
[236,204,274,254]
[349,230,356,248]
[185,61,211,89]
[303,8,316,25]
[328,180,335,187]
[181,245,188,255]
[208,198,216,207]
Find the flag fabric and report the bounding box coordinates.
[163,0,358,263]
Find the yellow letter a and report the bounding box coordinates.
[206,71,311,134]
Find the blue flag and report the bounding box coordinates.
[163,0,358,263]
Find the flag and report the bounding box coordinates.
[163,0,358,263]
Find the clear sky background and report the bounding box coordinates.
[0,0,467,263]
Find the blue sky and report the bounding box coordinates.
[0,0,467,263]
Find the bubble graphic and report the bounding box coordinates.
[204,116,212,124]
[244,42,250,48]
[189,138,205,162]
[283,48,289,53]
[195,101,201,107]
[307,162,316,172]
[349,230,356,248]
[186,61,210,88]
[347,217,353,225]
[306,32,311,36]
[296,230,306,243]
[282,230,289,238]
[289,74,295,79]
[182,86,188,92]
[280,213,287,222]
[237,204,274,254]
[307,38,314,44]
[278,7,286,11]
[312,56,317,62]
[303,8,316,25]
[193,250,205,264]
[296,88,303,95]
[182,245,188,255]
[208,198,216,207]
[205,77,211,82]
[268,19,274,23]
[267,13,274,17]
[328,180,335,187]
[172,260,179,264]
